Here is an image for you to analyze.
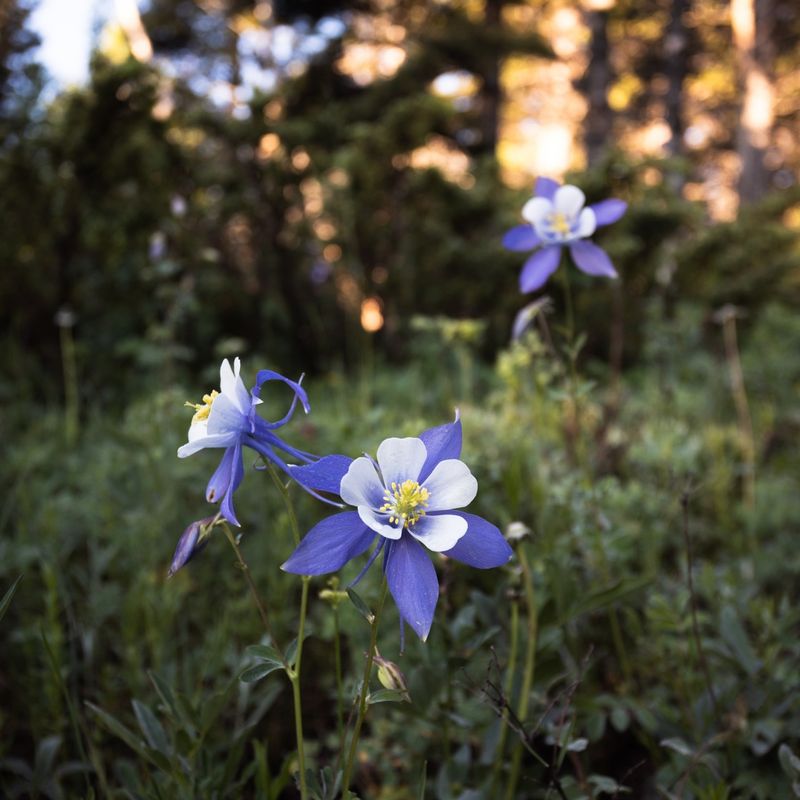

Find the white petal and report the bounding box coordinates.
[340,457,386,508]
[554,184,586,218]
[422,459,478,511]
[409,514,468,552]
[207,392,247,435]
[357,506,403,539]
[187,419,208,442]
[177,432,238,458]
[574,207,596,239]
[376,437,428,486]
[521,196,552,227]
[219,357,250,414]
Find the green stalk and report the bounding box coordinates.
[504,546,538,800]
[342,581,389,793]
[267,465,310,800]
[490,595,520,795]
[334,601,345,752]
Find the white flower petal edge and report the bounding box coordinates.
[219,357,251,415]
[177,432,239,458]
[554,184,586,217]
[521,196,552,227]
[340,456,385,508]
[409,513,468,552]
[376,437,428,487]
[575,207,597,238]
[422,459,478,511]
[357,506,403,539]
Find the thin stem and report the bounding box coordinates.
[267,465,309,799]
[222,524,277,647]
[681,491,721,724]
[334,602,345,752]
[342,581,389,794]
[504,546,538,800]
[558,267,585,469]
[490,595,520,795]
[288,576,310,800]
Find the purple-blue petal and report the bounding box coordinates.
[281,512,376,575]
[384,535,439,641]
[418,412,462,482]
[442,513,513,568]
[519,245,561,293]
[568,240,618,278]
[502,225,540,252]
[535,177,559,200]
[288,455,353,496]
[589,198,627,227]
[168,517,215,577]
[250,369,310,431]
[206,443,244,527]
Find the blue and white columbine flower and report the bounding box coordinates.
[503,177,627,293]
[178,358,315,526]
[282,414,513,641]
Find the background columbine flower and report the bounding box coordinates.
[282,413,513,641]
[503,177,627,293]
[177,357,314,526]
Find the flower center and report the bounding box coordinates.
[546,211,572,236]
[380,479,430,527]
[184,390,219,423]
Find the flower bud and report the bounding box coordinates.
[374,653,410,699]
[168,516,217,578]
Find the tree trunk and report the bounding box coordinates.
[583,7,613,166]
[665,0,690,159]
[478,0,503,157]
[732,0,775,204]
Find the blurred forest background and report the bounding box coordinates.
[2,1,800,798]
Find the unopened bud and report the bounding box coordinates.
[168,516,217,578]
[374,653,410,699]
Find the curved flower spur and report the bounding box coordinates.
[177,357,322,527]
[503,177,627,292]
[283,413,513,641]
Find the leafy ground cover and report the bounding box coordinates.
[1,301,799,799]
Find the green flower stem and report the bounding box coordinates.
[504,545,538,800]
[222,523,278,650]
[558,267,585,469]
[342,580,389,794]
[267,465,310,800]
[334,601,345,752]
[490,593,520,795]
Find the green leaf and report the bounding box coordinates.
[661,737,694,757]
[86,702,155,765]
[719,606,760,675]
[561,576,652,623]
[0,575,22,623]
[132,700,169,755]
[367,688,410,705]
[247,644,285,667]
[346,587,374,623]
[417,760,427,800]
[240,662,284,683]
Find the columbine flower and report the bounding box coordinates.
[177,357,315,526]
[503,177,627,293]
[282,413,513,641]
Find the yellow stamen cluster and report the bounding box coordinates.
[547,211,572,236]
[380,479,430,526]
[184,390,219,423]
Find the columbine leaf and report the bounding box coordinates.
[240,662,284,683]
[367,689,410,705]
[346,587,374,623]
[247,644,285,668]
